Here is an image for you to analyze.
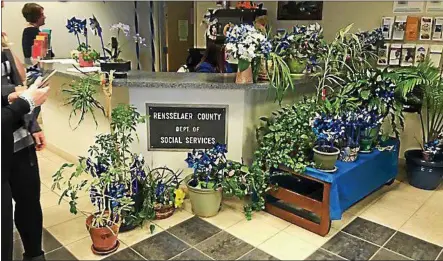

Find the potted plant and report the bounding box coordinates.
[97,22,147,77]
[311,113,343,172]
[225,24,272,84]
[147,167,185,220]
[66,17,100,68]
[393,59,443,190]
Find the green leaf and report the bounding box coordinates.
[150,224,156,234]
[238,59,251,72]
[360,90,370,100]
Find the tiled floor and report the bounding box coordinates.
[11,150,443,260]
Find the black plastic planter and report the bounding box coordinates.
[119,186,144,233]
[100,61,131,79]
[405,150,443,190]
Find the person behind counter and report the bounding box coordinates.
[22,3,54,64]
[195,44,233,73]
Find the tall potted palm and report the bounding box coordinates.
[393,59,443,190]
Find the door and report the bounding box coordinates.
[165,1,194,72]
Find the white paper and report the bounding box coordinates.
[401,44,415,67]
[393,1,424,13]
[178,20,189,42]
[415,44,429,65]
[433,17,443,41]
[39,59,76,64]
[381,17,394,40]
[429,45,443,67]
[426,1,443,13]
[389,44,402,66]
[393,16,407,40]
[420,17,433,41]
[66,67,101,73]
[378,43,390,65]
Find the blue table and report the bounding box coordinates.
[305,139,400,220]
[265,139,399,236]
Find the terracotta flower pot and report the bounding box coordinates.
[236,64,253,84]
[79,53,94,68]
[86,214,120,255]
[154,204,175,220]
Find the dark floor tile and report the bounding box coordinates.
[42,229,63,253]
[239,249,279,260]
[343,217,396,246]
[437,251,443,260]
[13,228,62,259]
[132,231,189,260]
[196,231,254,260]
[370,248,410,260]
[385,232,442,260]
[306,249,345,260]
[170,248,212,260]
[45,247,77,260]
[322,232,380,260]
[103,248,143,260]
[168,216,221,246]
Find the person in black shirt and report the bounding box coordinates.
[22,3,53,64]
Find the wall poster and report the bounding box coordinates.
[426,1,443,13]
[393,1,424,13]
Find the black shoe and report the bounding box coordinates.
[23,254,46,261]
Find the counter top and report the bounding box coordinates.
[48,62,310,90]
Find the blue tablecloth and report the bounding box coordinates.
[304,139,400,220]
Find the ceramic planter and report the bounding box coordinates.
[313,145,340,172]
[79,53,94,68]
[287,59,306,74]
[360,138,373,152]
[236,63,253,84]
[86,214,120,255]
[405,149,443,190]
[339,147,359,162]
[186,180,222,217]
[154,204,175,220]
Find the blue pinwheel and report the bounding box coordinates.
[89,15,106,58]
[66,17,88,46]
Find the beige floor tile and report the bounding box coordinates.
[201,205,245,230]
[153,208,193,230]
[370,192,423,216]
[387,182,434,203]
[346,189,385,215]
[182,199,193,214]
[332,212,356,230]
[360,203,412,230]
[65,236,128,260]
[226,217,281,246]
[40,183,50,194]
[75,196,96,214]
[284,224,338,247]
[223,196,247,212]
[258,231,318,260]
[400,214,443,247]
[42,201,79,228]
[119,222,164,246]
[251,211,291,230]
[40,191,62,209]
[46,216,89,245]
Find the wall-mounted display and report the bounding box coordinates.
[420,17,433,40]
[389,44,402,65]
[426,1,443,13]
[393,1,424,13]
[429,45,443,67]
[415,44,429,65]
[277,1,323,20]
[393,16,407,40]
[382,17,395,39]
[378,43,390,65]
[433,17,443,41]
[401,44,416,66]
[406,16,419,40]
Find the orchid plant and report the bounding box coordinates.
[104,22,147,63]
[67,17,100,63]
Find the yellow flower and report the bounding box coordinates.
[174,188,185,208]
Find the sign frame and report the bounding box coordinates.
[146,103,229,152]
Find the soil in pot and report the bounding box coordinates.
[186,179,222,217]
[405,149,443,190]
[313,145,340,172]
[86,214,120,255]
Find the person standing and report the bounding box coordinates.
[2,79,50,261]
[21,3,53,65]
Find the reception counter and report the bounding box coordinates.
[42,64,315,171]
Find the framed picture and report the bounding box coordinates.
[277,1,323,20]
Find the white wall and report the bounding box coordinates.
[2,1,154,71]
